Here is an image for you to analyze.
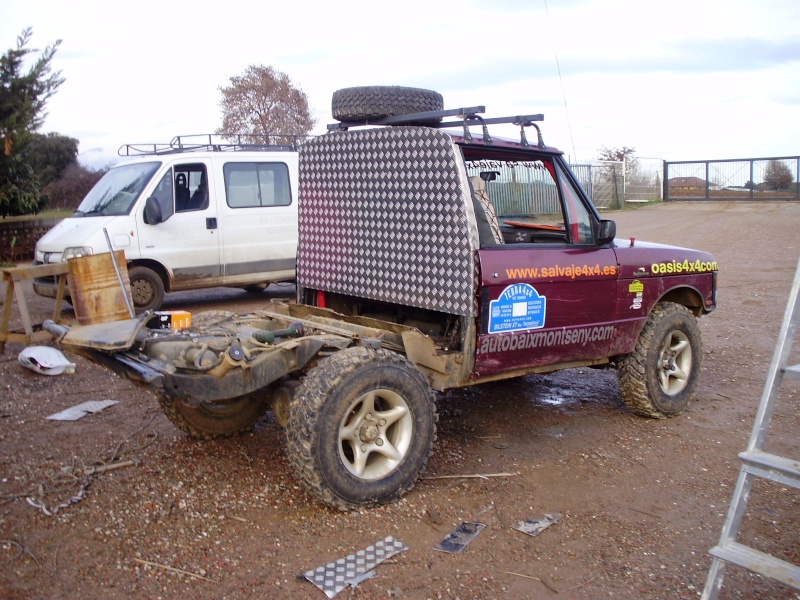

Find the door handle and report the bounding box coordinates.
[206,218,217,230]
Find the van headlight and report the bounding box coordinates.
[63,246,93,260]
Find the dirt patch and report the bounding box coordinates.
[1,202,798,599]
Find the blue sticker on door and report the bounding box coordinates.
[488,284,546,334]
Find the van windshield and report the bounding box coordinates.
[73,162,161,217]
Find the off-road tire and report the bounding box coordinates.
[285,346,437,511]
[157,392,270,439]
[618,301,702,419]
[331,86,444,125]
[128,266,165,312]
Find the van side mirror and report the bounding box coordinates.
[144,197,163,225]
[597,219,616,245]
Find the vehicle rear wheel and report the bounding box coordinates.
[331,86,444,125]
[128,266,165,312]
[285,346,437,511]
[157,392,270,439]
[618,301,702,418]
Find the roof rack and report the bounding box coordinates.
[118,133,311,157]
[326,107,546,148]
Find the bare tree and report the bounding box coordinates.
[763,159,794,191]
[598,145,640,179]
[216,65,315,145]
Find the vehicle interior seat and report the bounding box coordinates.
[187,174,209,210]
[469,176,504,245]
[175,173,190,211]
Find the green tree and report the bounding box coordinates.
[1,27,64,217]
[216,65,315,144]
[24,132,79,186]
[43,163,104,211]
[763,159,793,191]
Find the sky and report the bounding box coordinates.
[2,0,799,170]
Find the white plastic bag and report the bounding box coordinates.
[18,346,76,376]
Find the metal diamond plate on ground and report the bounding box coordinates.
[299,127,479,316]
[303,535,408,598]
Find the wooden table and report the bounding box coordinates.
[1,262,70,353]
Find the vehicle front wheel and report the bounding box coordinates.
[618,301,703,418]
[128,266,165,312]
[157,392,270,439]
[285,347,437,511]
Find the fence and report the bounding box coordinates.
[0,218,60,263]
[665,156,800,201]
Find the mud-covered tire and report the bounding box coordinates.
[331,86,444,124]
[128,266,165,312]
[157,392,270,439]
[285,346,437,511]
[618,302,702,419]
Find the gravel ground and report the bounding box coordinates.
[1,201,798,599]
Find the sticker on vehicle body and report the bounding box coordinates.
[488,284,546,334]
[629,279,644,310]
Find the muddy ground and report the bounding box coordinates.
[1,202,798,599]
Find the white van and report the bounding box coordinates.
[33,137,299,311]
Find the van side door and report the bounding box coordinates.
[136,161,222,286]
[216,155,298,283]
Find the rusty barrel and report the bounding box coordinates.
[67,250,133,325]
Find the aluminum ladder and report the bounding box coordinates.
[701,258,800,599]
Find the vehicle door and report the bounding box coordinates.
[136,160,222,285]
[470,154,618,378]
[216,155,298,282]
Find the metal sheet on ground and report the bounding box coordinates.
[434,522,486,554]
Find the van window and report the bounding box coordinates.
[74,161,160,217]
[223,163,291,208]
[174,164,209,212]
[149,170,176,221]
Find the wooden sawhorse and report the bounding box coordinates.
[0,262,70,353]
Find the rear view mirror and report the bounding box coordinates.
[597,219,616,245]
[144,197,162,225]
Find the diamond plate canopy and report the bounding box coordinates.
[299,127,479,316]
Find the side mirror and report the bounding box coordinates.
[144,197,162,225]
[597,219,616,245]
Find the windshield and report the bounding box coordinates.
[74,162,161,217]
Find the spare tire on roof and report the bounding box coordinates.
[331,86,444,125]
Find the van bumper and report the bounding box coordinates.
[33,277,68,300]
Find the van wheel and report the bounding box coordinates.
[157,392,270,439]
[128,266,165,312]
[618,302,702,419]
[285,347,437,511]
[331,86,444,125]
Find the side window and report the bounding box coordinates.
[556,164,594,244]
[465,157,595,245]
[223,162,291,208]
[175,163,209,212]
[150,170,175,221]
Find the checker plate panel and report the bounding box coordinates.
[298,127,478,316]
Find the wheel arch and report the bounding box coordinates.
[127,258,172,292]
[657,285,705,316]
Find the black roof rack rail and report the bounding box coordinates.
[326,107,546,147]
[118,133,311,157]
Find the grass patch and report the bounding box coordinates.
[1,209,72,222]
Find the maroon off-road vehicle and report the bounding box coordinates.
[50,86,718,511]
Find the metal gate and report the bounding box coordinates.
[665,156,800,201]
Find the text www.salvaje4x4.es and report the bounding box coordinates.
[505,263,618,280]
